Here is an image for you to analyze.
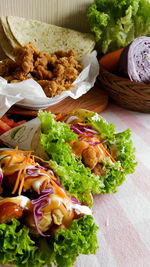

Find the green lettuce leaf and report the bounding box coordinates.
[53,215,99,267]
[39,111,104,206]
[38,110,137,197]
[86,113,137,193]
[0,219,44,267]
[87,0,150,53]
[0,216,98,267]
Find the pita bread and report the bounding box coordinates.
[7,16,95,59]
[0,22,14,59]
[1,16,20,49]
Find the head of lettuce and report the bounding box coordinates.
[87,0,150,54]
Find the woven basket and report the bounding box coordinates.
[98,66,150,113]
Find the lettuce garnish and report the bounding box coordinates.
[87,0,150,53]
[86,113,137,193]
[39,111,103,206]
[38,111,137,199]
[0,216,98,267]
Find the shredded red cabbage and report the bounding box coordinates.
[79,125,97,134]
[86,139,106,146]
[69,196,80,204]
[53,179,63,188]
[33,198,50,237]
[40,187,54,195]
[26,165,45,176]
[0,170,3,185]
[70,124,95,137]
[32,187,54,237]
[26,165,51,179]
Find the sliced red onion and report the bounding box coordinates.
[78,125,98,134]
[70,124,94,137]
[86,139,106,146]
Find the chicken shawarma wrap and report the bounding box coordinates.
[0,147,98,267]
[0,109,137,206]
[31,109,136,204]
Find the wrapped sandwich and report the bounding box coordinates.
[0,147,98,267]
[0,109,137,206]
[32,109,136,205]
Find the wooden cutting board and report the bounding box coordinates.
[8,83,108,116]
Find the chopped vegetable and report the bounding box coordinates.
[38,110,137,199]
[0,120,11,135]
[99,48,124,72]
[0,115,26,135]
[118,36,150,82]
[87,0,150,54]
[38,111,103,206]
[0,148,99,267]
[0,216,98,267]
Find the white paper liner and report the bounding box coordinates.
[0,50,99,117]
[0,117,41,150]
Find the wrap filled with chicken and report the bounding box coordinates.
[0,109,137,207]
[0,147,98,267]
[32,109,136,206]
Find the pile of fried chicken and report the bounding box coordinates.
[0,42,82,97]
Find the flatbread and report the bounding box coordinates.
[1,16,20,49]
[7,16,96,59]
[0,21,14,59]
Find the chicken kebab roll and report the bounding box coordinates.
[0,148,98,267]
[35,109,136,205]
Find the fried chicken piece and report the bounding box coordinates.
[53,64,65,77]
[71,140,89,157]
[82,146,98,169]
[82,144,106,169]
[33,65,53,80]
[0,59,18,76]
[0,202,23,223]
[65,67,79,81]
[34,52,57,67]
[14,42,37,73]
[0,42,82,97]
[93,163,106,176]
[55,49,76,58]
[38,80,58,97]
[68,56,83,71]
[4,71,32,83]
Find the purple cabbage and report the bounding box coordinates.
[118,36,150,83]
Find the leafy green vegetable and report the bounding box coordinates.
[86,113,115,141]
[53,215,99,267]
[39,111,104,206]
[38,110,137,197]
[0,216,98,267]
[86,113,137,193]
[0,219,44,267]
[87,0,150,53]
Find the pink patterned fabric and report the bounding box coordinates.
[75,103,150,267]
